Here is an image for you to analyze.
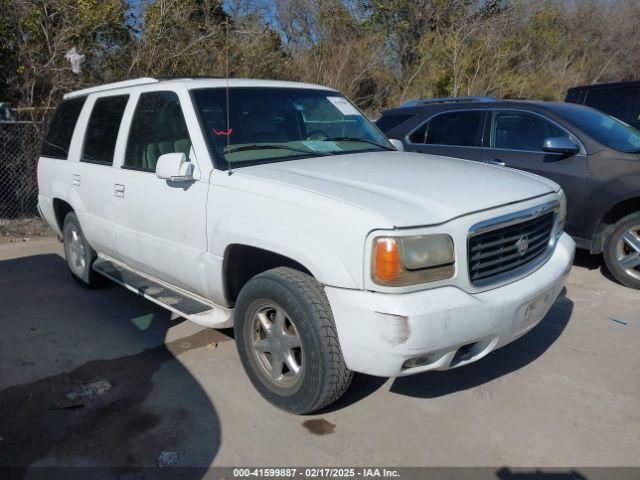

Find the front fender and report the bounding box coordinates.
[209,214,362,290]
[587,178,640,252]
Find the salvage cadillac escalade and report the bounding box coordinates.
[37,78,575,413]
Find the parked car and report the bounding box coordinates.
[566,80,640,130]
[377,97,640,289]
[37,79,574,413]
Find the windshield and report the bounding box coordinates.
[553,104,640,153]
[192,87,392,168]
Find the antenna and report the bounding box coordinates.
[225,18,232,176]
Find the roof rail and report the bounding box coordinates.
[399,96,497,107]
[63,77,159,99]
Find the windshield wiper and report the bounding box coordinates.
[323,137,393,150]
[224,144,330,156]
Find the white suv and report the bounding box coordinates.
[37,78,575,413]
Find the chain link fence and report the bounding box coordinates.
[0,121,52,237]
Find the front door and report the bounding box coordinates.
[480,109,588,236]
[110,90,209,297]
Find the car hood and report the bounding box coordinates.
[237,151,558,228]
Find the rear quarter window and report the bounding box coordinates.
[41,97,87,159]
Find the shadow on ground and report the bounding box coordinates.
[0,254,226,475]
[389,291,574,399]
[572,248,622,285]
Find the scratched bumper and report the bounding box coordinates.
[325,233,574,377]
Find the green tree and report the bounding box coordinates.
[2,0,131,120]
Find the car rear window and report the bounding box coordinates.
[375,113,414,133]
[41,97,87,159]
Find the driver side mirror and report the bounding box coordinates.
[542,137,579,157]
[388,138,404,151]
[155,152,193,182]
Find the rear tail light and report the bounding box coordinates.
[35,158,39,191]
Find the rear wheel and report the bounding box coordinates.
[62,212,100,288]
[603,212,640,289]
[234,267,353,414]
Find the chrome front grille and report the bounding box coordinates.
[468,209,555,286]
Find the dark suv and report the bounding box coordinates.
[566,80,640,130]
[377,97,640,289]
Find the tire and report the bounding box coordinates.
[234,267,353,414]
[62,212,100,288]
[603,212,640,289]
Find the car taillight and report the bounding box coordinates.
[35,158,39,191]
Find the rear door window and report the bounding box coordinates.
[81,95,129,165]
[41,97,87,159]
[491,111,568,152]
[375,113,414,133]
[124,91,191,171]
[411,110,483,146]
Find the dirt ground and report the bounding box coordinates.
[0,218,53,244]
[0,237,638,474]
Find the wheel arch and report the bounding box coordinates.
[223,244,314,305]
[591,196,640,254]
[52,198,74,233]
[210,215,362,304]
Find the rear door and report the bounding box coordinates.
[404,109,486,161]
[74,93,129,258]
[480,109,588,234]
[109,89,210,297]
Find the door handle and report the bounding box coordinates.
[72,174,80,186]
[486,159,506,167]
[114,184,125,198]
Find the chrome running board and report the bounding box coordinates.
[93,255,233,328]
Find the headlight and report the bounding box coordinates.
[558,189,567,232]
[372,234,455,286]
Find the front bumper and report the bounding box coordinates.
[325,233,575,377]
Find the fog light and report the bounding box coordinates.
[402,355,432,370]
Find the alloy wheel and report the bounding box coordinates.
[65,226,86,276]
[249,302,303,389]
[615,225,640,281]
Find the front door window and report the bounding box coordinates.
[124,91,192,172]
[491,111,568,152]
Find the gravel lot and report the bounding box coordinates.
[0,237,638,472]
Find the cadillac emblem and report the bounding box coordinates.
[516,235,530,256]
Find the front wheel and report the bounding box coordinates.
[603,212,640,289]
[234,267,353,414]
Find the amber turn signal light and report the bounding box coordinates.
[373,238,401,284]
